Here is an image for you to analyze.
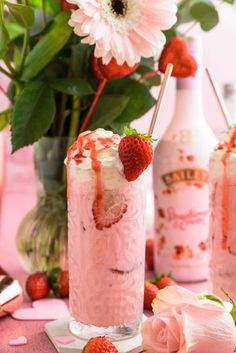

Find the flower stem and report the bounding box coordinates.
[139,69,160,82]
[3,58,17,76]
[18,29,30,73]
[69,96,81,138]
[18,0,30,73]
[41,0,47,28]
[58,94,68,136]
[0,1,3,18]
[79,79,107,133]
[0,85,7,97]
[182,21,198,36]
[0,65,15,80]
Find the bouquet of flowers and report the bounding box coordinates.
[0,0,234,150]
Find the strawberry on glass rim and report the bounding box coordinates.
[25,272,50,300]
[118,127,155,182]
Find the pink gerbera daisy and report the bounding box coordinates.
[67,0,177,67]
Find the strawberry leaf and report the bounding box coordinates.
[149,273,174,284]
[124,127,156,143]
[48,267,62,292]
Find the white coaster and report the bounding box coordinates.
[45,317,145,353]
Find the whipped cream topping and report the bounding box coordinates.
[67,129,125,186]
[215,125,236,154]
[68,129,123,171]
[210,125,236,179]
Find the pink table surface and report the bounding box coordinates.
[0,189,208,353]
[0,191,57,353]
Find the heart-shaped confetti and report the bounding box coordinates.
[9,336,27,346]
[12,298,69,321]
[56,336,76,345]
[159,37,198,78]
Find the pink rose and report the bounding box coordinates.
[141,286,236,353]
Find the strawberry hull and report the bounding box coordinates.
[66,129,147,340]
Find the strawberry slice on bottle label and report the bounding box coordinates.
[92,190,127,230]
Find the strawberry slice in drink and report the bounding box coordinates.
[92,190,127,230]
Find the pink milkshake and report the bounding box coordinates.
[67,129,146,340]
[209,125,236,298]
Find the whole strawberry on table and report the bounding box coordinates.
[82,337,118,353]
[25,268,69,300]
[144,274,176,310]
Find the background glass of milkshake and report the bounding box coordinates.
[66,128,147,340]
[209,125,236,298]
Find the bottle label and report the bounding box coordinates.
[162,168,208,187]
[154,142,211,281]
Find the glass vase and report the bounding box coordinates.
[16,137,72,273]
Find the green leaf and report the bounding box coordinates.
[114,80,156,123]
[140,57,155,69]
[0,22,10,58]
[177,0,193,25]
[5,2,35,28]
[7,82,16,102]
[223,0,235,4]
[21,11,73,82]
[71,43,91,78]
[163,29,178,41]
[108,121,127,135]
[0,108,12,130]
[190,0,219,31]
[5,22,25,41]
[28,0,60,14]
[87,95,130,130]
[49,78,94,96]
[12,81,56,152]
[136,66,161,88]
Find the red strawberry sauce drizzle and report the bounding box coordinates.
[216,127,236,250]
[67,131,120,210]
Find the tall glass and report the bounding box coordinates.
[67,129,146,341]
[209,126,236,298]
[0,132,6,274]
[0,133,4,216]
